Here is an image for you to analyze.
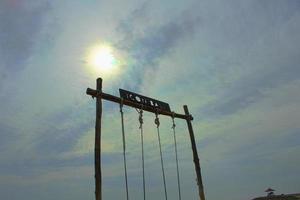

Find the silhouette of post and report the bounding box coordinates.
[184,105,206,200]
[95,78,102,200]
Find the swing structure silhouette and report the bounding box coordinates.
[86,78,206,200]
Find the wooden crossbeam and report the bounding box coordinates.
[86,88,193,120]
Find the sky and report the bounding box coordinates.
[0,0,300,200]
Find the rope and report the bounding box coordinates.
[155,112,168,200]
[120,99,129,200]
[172,113,182,200]
[137,107,146,200]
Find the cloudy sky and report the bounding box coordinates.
[0,0,300,200]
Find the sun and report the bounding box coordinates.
[87,44,116,73]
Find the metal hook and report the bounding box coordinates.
[155,110,160,127]
[138,109,143,129]
[171,112,176,129]
[120,98,124,113]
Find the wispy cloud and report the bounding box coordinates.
[0,0,51,74]
[115,2,201,90]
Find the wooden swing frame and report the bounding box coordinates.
[86,78,206,200]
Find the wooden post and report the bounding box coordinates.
[183,105,206,200]
[95,78,102,200]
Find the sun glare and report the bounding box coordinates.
[87,44,117,73]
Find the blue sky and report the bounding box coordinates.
[0,0,300,200]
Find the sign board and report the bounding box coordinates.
[119,89,171,112]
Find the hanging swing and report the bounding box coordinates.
[137,106,146,200]
[154,112,168,200]
[119,105,183,200]
[171,113,182,200]
[119,99,129,200]
[154,112,182,200]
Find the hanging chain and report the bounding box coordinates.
[120,98,129,200]
[155,112,168,200]
[172,113,182,200]
[139,109,144,129]
[137,107,146,200]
